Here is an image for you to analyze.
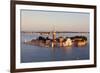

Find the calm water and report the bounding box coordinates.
[21,33,89,63]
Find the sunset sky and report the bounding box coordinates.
[21,10,90,32]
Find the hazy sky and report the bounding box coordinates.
[21,10,90,32]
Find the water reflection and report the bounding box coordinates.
[51,46,75,61]
[50,41,89,61]
[21,33,89,63]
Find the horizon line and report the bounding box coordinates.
[21,31,89,33]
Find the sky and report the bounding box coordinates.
[21,9,90,32]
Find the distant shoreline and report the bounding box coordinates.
[21,31,89,33]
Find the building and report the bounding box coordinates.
[59,36,64,47]
[63,38,73,47]
[52,31,56,48]
[77,40,87,46]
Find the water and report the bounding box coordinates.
[21,32,89,63]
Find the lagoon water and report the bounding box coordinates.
[21,32,89,63]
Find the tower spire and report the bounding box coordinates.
[52,24,56,48]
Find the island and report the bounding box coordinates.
[23,31,88,48]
